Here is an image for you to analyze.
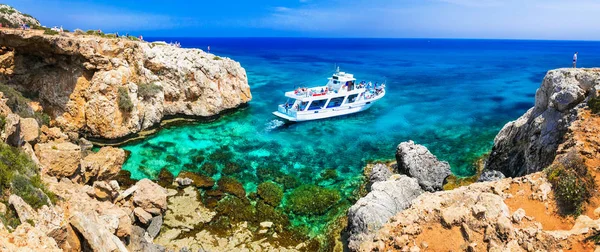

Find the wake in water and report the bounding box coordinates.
[264,119,285,132]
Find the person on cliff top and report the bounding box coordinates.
[573,52,578,68]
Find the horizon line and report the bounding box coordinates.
[142,36,600,42]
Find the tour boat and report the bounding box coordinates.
[273,68,386,122]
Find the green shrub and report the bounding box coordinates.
[137,83,163,100]
[73,29,84,35]
[63,29,70,33]
[213,56,221,61]
[43,29,58,35]
[127,36,139,41]
[0,83,50,125]
[117,87,133,112]
[286,185,341,216]
[0,143,53,209]
[0,114,5,131]
[588,96,600,114]
[546,152,595,216]
[85,30,96,35]
[257,181,283,207]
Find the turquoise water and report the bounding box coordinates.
[121,38,600,240]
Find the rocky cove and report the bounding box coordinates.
[1,5,600,252]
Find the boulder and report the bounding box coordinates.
[3,113,22,146]
[69,212,128,252]
[35,141,82,177]
[134,207,153,225]
[396,141,452,192]
[93,181,114,201]
[477,170,506,182]
[486,68,600,177]
[0,92,11,116]
[347,175,424,250]
[133,179,168,213]
[8,195,36,224]
[369,163,393,184]
[40,126,69,143]
[81,147,126,183]
[147,215,163,239]
[129,225,167,252]
[19,117,39,143]
[100,207,132,238]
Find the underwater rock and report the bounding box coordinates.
[257,181,283,207]
[286,184,341,216]
[486,68,600,177]
[477,170,506,182]
[200,163,218,176]
[217,177,246,199]
[177,171,215,189]
[347,175,423,251]
[215,196,255,223]
[396,140,451,192]
[162,186,215,230]
[156,168,175,188]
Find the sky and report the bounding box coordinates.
[4,0,600,40]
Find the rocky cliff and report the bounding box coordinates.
[350,68,600,251]
[0,29,251,139]
[485,68,600,177]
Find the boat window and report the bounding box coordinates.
[308,99,327,110]
[326,97,344,108]
[346,94,358,104]
[298,101,309,111]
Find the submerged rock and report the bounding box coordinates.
[347,175,424,251]
[176,171,214,189]
[486,68,600,177]
[396,141,452,192]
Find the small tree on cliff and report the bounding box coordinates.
[117,87,133,112]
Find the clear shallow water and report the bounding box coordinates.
[121,38,600,239]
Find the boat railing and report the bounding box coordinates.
[278,104,297,117]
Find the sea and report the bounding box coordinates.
[121,38,600,239]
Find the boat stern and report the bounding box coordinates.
[272,111,297,121]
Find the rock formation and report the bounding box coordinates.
[0,4,40,28]
[347,173,423,251]
[396,140,452,192]
[485,68,600,177]
[0,29,251,139]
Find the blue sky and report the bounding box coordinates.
[5,0,600,40]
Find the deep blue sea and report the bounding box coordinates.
[121,38,600,237]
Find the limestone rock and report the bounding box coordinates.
[162,186,215,230]
[69,212,128,252]
[369,163,393,184]
[81,146,126,183]
[133,179,168,213]
[0,4,40,28]
[0,223,61,251]
[396,140,452,191]
[129,225,167,252]
[8,195,36,224]
[93,181,114,201]
[3,113,21,146]
[477,170,506,182]
[147,215,163,239]
[134,207,153,225]
[486,68,600,177]
[19,117,39,143]
[35,141,81,177]
[347,175,423,250]
[0,29,251,140]
[0,91,12,115]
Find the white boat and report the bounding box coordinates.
[273,69,386,122]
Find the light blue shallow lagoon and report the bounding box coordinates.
[121,38,600,244]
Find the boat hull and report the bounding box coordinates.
[272,95,381,122]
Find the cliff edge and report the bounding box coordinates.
[0,29,252,139]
